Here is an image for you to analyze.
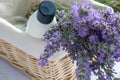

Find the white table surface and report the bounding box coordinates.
[0,57,120,80]
[0,57,31,80]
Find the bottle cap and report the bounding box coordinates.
[37,0,56,24]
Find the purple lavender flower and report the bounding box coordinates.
[104,8,113,15]
[107,13,118,25]
[73,22,80,30]
[114,48,120,62]
[115,57,120,62]
[45,43,51,50]
[39,2,120,80]
[58,10,65,17]
[71,2,96,23]
[89,35,96,42]
[106,76,112,80]
[78,26,89,37]
[47,51,53,57]
[114,48,120,56]
[91,65,98,71]
[118,24,120,28]
[78,3,90,17]
[56,35,62,42]
[98,52,105,63]
[75,68,80,75]
[92,20,100,26]
[101,30,108,40]
[84,62,91,76]
[117,42,120,48]
[39,54,44,60]
[71,2,80,21]
[89,35,99,44]
[100,75,106,80]
[38,60,47,67]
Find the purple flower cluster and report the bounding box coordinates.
[39,2,120,80]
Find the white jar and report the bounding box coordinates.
[26,0,57,38]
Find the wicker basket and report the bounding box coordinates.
[0,39,77,80]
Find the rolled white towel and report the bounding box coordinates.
[0,3,14,18]
[0,0,38,23]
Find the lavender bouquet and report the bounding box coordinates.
[39,2,120,80]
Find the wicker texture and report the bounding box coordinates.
[0,39,77,80]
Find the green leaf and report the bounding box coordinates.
[114,78,120,80]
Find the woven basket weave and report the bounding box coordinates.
[0,39,77,80]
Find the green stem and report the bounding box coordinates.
[51,0,70,12]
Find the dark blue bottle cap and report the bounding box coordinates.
[37,0,56,24]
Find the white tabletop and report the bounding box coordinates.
[0,57,120,80]
[0,57,31,80]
